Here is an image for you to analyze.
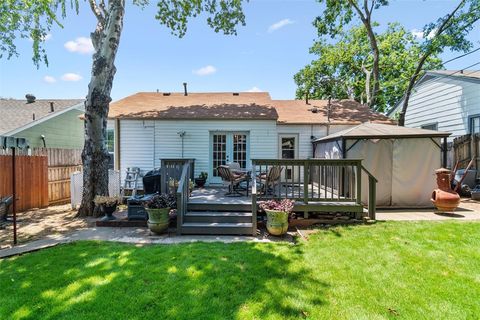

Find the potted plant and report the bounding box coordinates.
[194,172,208,188]
[144,194,176,234]
[94,196,121,221]
[259,199,295,236]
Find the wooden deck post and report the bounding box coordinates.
[251,162,257,236]
[356,163,362,205]
[303,160,309,218]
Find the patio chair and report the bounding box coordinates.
[217,165,248,197]
[256,166,283,195]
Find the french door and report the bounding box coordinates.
[211,132,249,184]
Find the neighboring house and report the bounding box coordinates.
[388,70,480,140]
[108,91,392,186]
[0,96,85,148]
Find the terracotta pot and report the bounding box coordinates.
[431,168,460,212]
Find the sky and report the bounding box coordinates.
[0,0,479,101]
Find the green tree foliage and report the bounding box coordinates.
[312,0,390,107]
[398,0,480,125]
[0,0,247,216]
[294,23,443,112]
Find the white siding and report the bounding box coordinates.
[154,120,277,179]
[400,76,480,140]
[119,120,155,187]
[276,124,354,158]
[118,119,358,187]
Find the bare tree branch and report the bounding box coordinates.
[88,0,105,24]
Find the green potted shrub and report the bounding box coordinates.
[144,194,176,234]
[94,196,121,221]
[260,199,295,236]
[194,172,208,188]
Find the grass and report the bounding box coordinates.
[1,221,479,320]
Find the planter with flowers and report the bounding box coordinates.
[259,199,295,236]
[144,194,176,234]
[94,196,122,221]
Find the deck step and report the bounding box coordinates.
[181,222,253,235]
[184,211,253,223]
[187,202,252,212]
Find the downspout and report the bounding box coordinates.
[114,119,120,171]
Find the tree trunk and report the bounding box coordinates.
[363,20,380,108]
[77,0,125,216]
[398,57,427,126]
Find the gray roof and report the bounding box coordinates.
[428,69,480,80]
[314,123,451,143]
[0,98,84,135]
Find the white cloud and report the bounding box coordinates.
[246,86,263,92]
[64,37,94,54]
[411,29,424,39]
[411,28,437,40]
[61,73,83,82]
[268,19,294,33]
[43,75,56,83]
[193,65,217,76]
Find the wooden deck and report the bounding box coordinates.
[164,158,377,236]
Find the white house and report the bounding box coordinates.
[388,70,480,140]
[108,91,393,186]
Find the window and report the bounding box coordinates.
[106,128,114,153]
[470,116,480,134]
[105,128,114,169]
[281,137,296,159]
[421,123,438,131]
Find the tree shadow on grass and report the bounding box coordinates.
[0,240,329,320]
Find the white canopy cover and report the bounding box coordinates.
[314,123,450,207]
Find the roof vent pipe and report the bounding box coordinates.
[183,82,188,96]
[49,101,54,112]
[32,113,36,121]
[26,94,36,103]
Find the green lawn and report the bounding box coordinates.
[1,221,479,320]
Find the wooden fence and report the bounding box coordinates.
[0,154,49,212]
[453,134,480,169]
[33,148,83,205]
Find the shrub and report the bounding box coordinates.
[145,194,177,209]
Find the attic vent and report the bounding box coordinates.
[163,93,171,96]
[233,92,239,96]
[26,94,36,103]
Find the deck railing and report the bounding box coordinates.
[160,158,195,194]
[251,159,377,219]
[175,161,192,235]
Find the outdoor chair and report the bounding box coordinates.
[217,165,249,197]
[256,166,283,195]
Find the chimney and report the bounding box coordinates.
[49,101,54,112]
[25,94,36,103]
[183,82,188,96]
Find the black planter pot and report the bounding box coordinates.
[194,178,206,188]
[100,204,117,221]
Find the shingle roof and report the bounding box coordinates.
[272,99,393,125]
[0,98,84,135]
[428,69,480,80]
[314,123,450,143]
[108,92,393,125]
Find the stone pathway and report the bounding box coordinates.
[0,227,293,259]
